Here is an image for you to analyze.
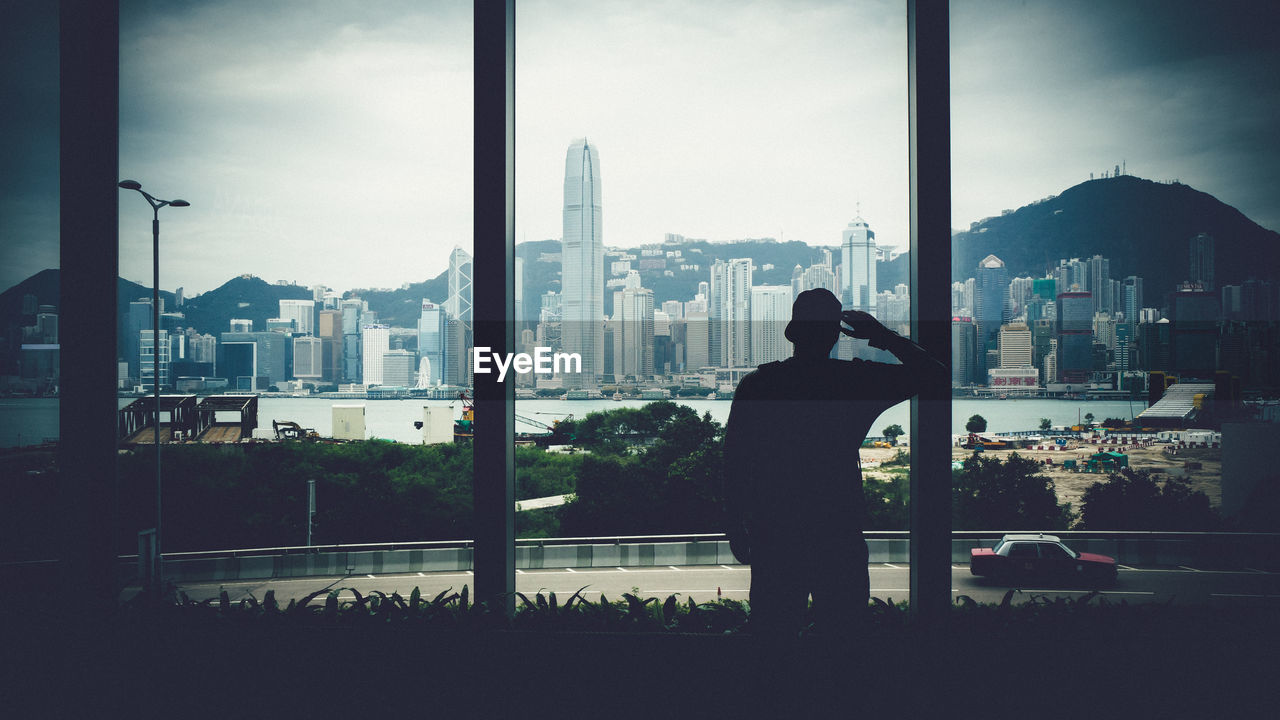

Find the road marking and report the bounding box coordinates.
[1243,568,1267,574]
[1211,593,1280,599]
[1101,591,1156,595]
[564,567,577,573]
[1178,565,1200,572]
[719,565,739,570]
[1117,564,1137,570]
[669,566,683,571]
[883,563,901,569]
[366,574,377,579]
[417,573,426,577]
[515,569,524,574]
[616,567,628,572]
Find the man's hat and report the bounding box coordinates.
[785,288,842,343]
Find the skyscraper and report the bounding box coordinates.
[445,246,473,387]
[1056,291,1093,384]
[417,299,445,387]
[750,285,792,365]
[1087,254,1112,315]
[292,336,323,379]
[840,216,877,312]
[998,323,1033,368]
[278,298,316,336]
[611,272,654,380]
[318,309,342,382]
[561,138,604,388]
[974,254,1010,381]
[1189,232,1215,290]
[361,324,390,386]
[710,258,753,367]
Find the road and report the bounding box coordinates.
[174,562,1280,608]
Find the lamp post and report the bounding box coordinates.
[118,180,188,594]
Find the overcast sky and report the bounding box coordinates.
[2,0,1278,296]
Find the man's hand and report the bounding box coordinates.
[840,310,892,344]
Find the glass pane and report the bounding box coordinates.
[0,2,60,563]
[117,0,473,579]
[516,0,910,603]
[950,1,1279,547]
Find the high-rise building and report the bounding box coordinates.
[1121,276,1144,322]
[381,349,416,387]
[974,255,1010,381]
[278,298,316,336]
[710,258,752,367]
[685,311,711,370]
[1042,338,1058,385]
[1189,232,1215,291]
[139,329,170,389]
[561,138,604,388]
[230,318,253,332]
[1087,255,1112,315]
[1008,277,1035,318]
[361,324,390,386]
[951,318,977,387]
[292,335,323,379]
[444,247,474,388]
[318,310,342,382]
[514,256,525,329]
[1093,312,1116,351]
[750,285,792,365]
[840,216,877,312]
[1032,318,1055,372]
[341,299,363,382]
[1032,277,1056,302]
[998,323,1033,368]
[220,331,287,385]
[417,300,446,388]
[125,299,152,381]
[611,275,654,380]
[1170,284,1219,378]
[1056,291,1093,383]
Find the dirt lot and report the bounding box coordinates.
[859,442,1222,513]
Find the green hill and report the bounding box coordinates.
[951,175,1280,296]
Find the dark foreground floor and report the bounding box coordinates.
[4,609,1277,719]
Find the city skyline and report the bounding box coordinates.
[4,2,1279,294]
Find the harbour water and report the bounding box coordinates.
[0,396,1148,448]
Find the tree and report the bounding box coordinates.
[1039,418,1052,431]
[1077,469,1219,530]
[952,452,1074,530]
[1083,412,1095,427]
[965,414,987,434]
[881,424,905,446]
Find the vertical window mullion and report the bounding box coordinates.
[472,0,517,617]
[907,0,953,623]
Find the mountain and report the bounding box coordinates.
[951,175,1280,297]
[0,268,169,374]
[179,275,314,335]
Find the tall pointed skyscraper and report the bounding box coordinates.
[445,247,473,387]
[840,216,877,313]
[562,138,604,387]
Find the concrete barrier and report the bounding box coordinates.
[144,533,1280,584]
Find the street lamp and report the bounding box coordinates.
[118,179,189,595]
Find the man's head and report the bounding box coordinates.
[785,288,842,354]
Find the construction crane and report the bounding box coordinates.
[449,391,574,444]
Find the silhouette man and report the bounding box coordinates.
[723,288,946,637]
